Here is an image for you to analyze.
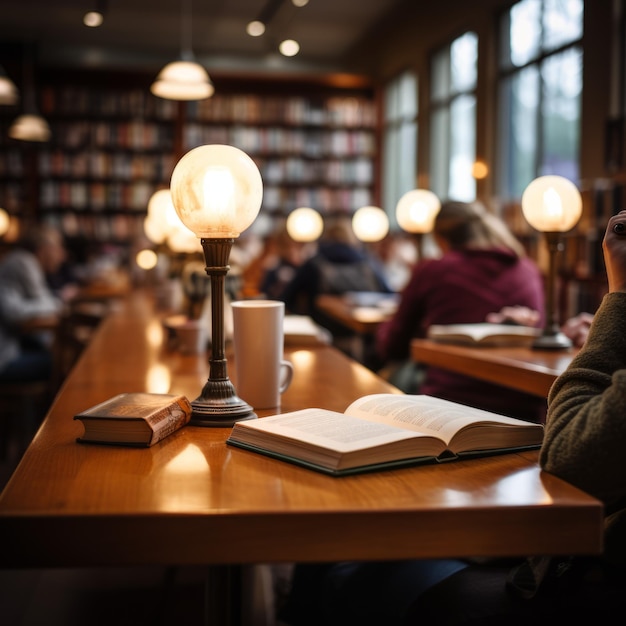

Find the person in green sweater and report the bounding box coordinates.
[279,212,626,626]
[402,209,626,623]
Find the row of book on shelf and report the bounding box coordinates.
[39,87,377,129]
[38,150,175,181]
[46,121,175,151]
[35,150,373,186]
[43,212,146,244]
[186,95,377,127]
[40,86,178,119]
[37,179,373,215]
[183,125,376,157]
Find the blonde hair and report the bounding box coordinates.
[433,200,526,258]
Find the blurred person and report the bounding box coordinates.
[259,224,315,299]
[0,225,76,382]
[376,200,545,422]
[278,216,392,338]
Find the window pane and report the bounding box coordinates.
[398,72,418,118]
[449,95,476,201]
[451,32,478,93]
[383,71,418,222]
[543,0,583,52]
[384,83,399,122]
[540,46,581,180]
[499,66,540,198]
[510,0,542,67]
[430,108,450,199]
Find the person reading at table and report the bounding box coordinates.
[279,211,626,626]
[0,224,77,383]
[376,199,546,421]
[278,216,392,351]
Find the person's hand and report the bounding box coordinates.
[560,312,594,347]
[485,305,540,327]
[603,210,626,293]
[59,283,80,303]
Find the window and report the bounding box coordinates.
[382,71,418,225]
[429,32,478,202]
[497,0,583,199]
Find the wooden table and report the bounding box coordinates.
[0,292,602,622]
[411,339,576,398]
[315,293,397,335]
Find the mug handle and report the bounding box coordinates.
[279,359,294,393]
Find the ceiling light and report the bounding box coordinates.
[8,43,50,142]
[151,0,213,101]
[246,20,266,37]
[292,0,309,6]
[83,0,106,27]
[9,114,51,142]
[279,39,300,57]
[83,11,104,27]
[0,65,19,105]
[151,61,214,101]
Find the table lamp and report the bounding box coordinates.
[521,175,582,350]
[395,189,441,258]
[170,144,263,425]
[286,207,324,242]
[352,206,389,242]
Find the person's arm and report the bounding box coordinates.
[540,212,626,508]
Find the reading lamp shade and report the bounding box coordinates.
[150,61,214,101]
[521,175,582,233]
[170,144,263,238]
[286,207,323,242]
[8,113,51,142]
[352,206,389,242]
[395,189,441,233]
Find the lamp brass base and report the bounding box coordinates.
[190,378,257,427]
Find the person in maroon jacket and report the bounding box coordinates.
[376,199,545,422]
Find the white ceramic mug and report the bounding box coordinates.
[231,300,294,409]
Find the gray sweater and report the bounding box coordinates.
[541,292,626,564]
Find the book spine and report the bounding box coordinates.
[146,396,192,445]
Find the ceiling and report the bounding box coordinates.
[0,0,406,77]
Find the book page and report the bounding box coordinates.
[232,408,427,453]
[345,394,528,446]
[427,323,539,346]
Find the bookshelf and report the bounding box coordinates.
[0,69,379,250]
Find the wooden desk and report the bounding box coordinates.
[411,339,576,398]
[1,293,602,566]
[316,293,396,335]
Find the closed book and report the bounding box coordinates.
[74,392,192,447]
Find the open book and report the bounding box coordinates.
[427,323,541,347]
[226,393,543,476]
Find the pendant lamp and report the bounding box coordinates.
[151,0,214,101]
